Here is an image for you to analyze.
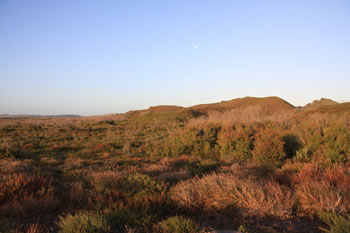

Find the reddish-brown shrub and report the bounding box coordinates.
[252,128,286,167]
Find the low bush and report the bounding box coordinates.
[105,206,143,232]
[252,128,286,167]
[322,127,350,163]
[217,126,252,162]
[58,211,109,233]
[105,203,159,232]
[157,216,200,233]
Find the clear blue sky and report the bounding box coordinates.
[1,0,349,115]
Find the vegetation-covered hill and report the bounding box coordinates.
[1,97,350,233]
[191,96,295,113]
[304,98,339,108]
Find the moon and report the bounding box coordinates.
[194,44,198,49]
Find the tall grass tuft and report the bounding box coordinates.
[170,172,294,218]
[157,216,200,233]
[319,212,350,233]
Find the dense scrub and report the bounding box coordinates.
[1,98,350,232]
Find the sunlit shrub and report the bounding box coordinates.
[252,128,286,167]
[217,126,252,162]
[167,124,221,158]
[58,211,109,233]
[322,127,350,163]
[90,171,166,208]
[157,216,200,233]
[295,124,324,162]
[170,172,294,218]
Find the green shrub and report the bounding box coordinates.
[91,172,166,206]
[58,211,109,233]
[252,128,286,167]
[121,173,166,199]
[168,124,220,158]
[322,127,350,163]
[296,125,350,163]
[319,212,350,233]
[217,126,252,162]
[105,202,167,232]
[158,216,200,233]
[106,206,144,232]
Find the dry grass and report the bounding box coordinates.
[188,106,294,126]
[0,172,59,218]
[24,223,47,233]
[170,171,294,218]
[293,163,350,217]
[296,181,344,217]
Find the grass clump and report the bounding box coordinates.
[319,212,350,233]
[170,171,294,218]
[157,216,200,233]
[293,163,350,217]
[0,172,59,218]
[58,211,109,233]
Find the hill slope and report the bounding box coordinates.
[190,96,295,114]
[304,98,339,108]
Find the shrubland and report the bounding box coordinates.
[0,97,350,232]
